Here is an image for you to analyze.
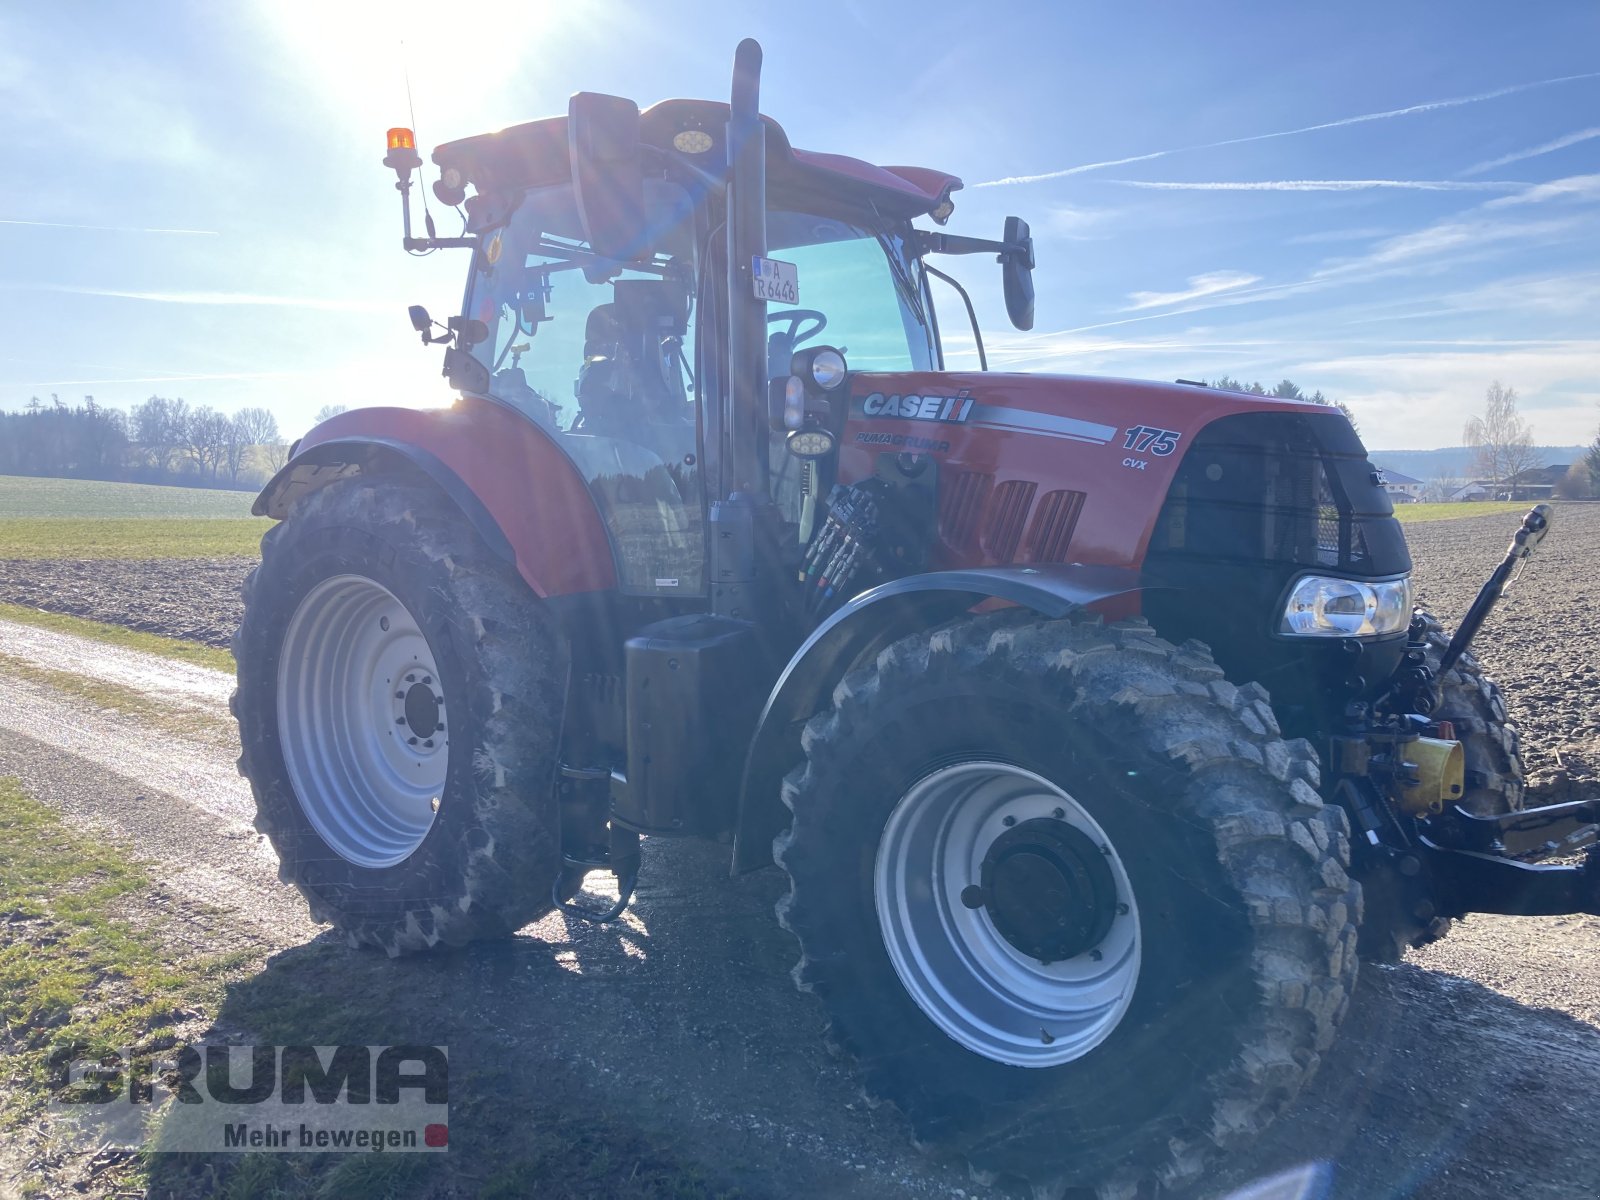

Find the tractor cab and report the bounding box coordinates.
[382,85,1029,610]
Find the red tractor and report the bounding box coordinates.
[235,40,1600,1195]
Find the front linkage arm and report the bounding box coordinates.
[1361,503,1600,920]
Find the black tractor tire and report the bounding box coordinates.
[1420,612,1525,816]
[774,612,1360,1195]
[232,479,567,956]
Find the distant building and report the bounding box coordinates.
[1502,464,1569,501]
[1372,466,1423,504]
[1450,481,1494,502]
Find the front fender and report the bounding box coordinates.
[730,563,1147,873]
[254,400,616,598]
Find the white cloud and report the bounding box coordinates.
[1105,179,1523,193]
[973,71,1600,188]
[1045,203,1114,239]
[1462,128,1600,176]
[1124,271,1262,311]
[1483,173,1600,208]
[1285,227,1392,245]
[9,283,389,313]
[0,218,218,236]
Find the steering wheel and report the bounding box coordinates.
[767,308,827,348]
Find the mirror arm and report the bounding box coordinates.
[909,230,1029,263]
[923,262,987,372]
[402,235,477,251]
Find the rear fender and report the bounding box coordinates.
[255,402,616,598]
[731,564,1147,872]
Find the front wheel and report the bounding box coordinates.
[774,613,1360,1194]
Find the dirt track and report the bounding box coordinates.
[1,505,1598,1198]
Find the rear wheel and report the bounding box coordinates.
[232,479,567,955]
[775,613,1360,1194]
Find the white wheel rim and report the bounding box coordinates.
[277,574,447,868]
[874,762,1141,1067]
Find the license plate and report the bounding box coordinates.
[752,255,799,305]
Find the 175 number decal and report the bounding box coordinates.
[1122,425,1182,456]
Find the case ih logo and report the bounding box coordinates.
[47,1044,448,1153]
[857,390,975,423]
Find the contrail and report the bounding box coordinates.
[0,217,220,236]
[1462,127,1600,176]
[974,71,1600,188]
[1105,179,1525,193]
[18,284,386,313]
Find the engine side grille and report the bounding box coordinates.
[983,480,1037,563]
[1025,489,1086,563]
[940,469,993,551]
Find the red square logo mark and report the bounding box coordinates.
[424,1123,449,1148]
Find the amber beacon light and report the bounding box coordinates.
[383,126,422,176]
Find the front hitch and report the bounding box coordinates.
[1436,503,1553,676]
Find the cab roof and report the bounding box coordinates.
[433,98,962,223]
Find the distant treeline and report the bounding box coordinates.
[0,395,287,491]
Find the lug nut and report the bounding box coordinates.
[395,717,406,725]
[423,739,434,748]
[1002,815,1017,827]
[396,691,406,700]
[436,722,446,732]
[1052,807,1065,819]
[1089,949,1103,961]
[435,695,444,706]
[1040,1029,1055,1045]
[1115,903,1129,916]
[408,736,418,745]
[960,885,986,910]
[406,674,416,683]
[422,676,433,686]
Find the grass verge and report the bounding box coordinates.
[0,475,259,520]
[0,516,267,559]
[0,777,251,1194]
[0,777,739,1200]
[0,602,235,673]
[0,651,236,748]
[1392,500,1536,524]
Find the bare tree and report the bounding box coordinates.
[184,406,232,480]
[264,439,291,474]
[1555,462,1595,500]
[132,395,190,476]
[1463,382,1540,497]
[227,407,281,484]
[313,404,347,426]
[1423,474,1464,503]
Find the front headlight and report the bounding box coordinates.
[1280,575,1411,637]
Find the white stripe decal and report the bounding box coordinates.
[966,404,1118,444]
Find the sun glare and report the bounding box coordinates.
[253,0,592,145]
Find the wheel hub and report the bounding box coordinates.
[977,819,1118,963]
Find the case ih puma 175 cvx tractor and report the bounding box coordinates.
[235,39,1600,1195]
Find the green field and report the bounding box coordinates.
[0,474,258,518]
[1392,500,1536,524]
[0,475,268,558]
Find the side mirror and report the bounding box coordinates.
[408,305,432,334]
[569,92,645,262]
[1001,216,1035,331]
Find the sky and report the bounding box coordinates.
[1,0,1596,449]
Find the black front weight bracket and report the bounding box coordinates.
[1419,799,1600,917]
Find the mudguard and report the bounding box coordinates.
[730,563,1147,873]
[253,401,616,598]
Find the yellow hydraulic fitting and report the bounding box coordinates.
[1397,738,1466,815]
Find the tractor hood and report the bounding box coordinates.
[837,370,1393,575]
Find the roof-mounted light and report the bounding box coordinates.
[672,129,715,154]
[930,195,955,225]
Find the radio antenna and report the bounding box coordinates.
[401,47,439,247]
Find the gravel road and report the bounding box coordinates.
[0,504,1598,1198]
